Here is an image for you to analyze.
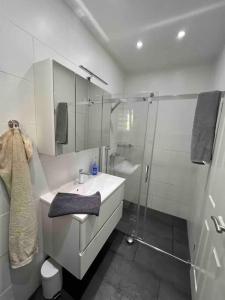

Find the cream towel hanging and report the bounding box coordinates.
[0,128,38,268]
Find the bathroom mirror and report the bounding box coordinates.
[53,61,76,155]
[75,76,110,151]
[101,93,111,147]
[51,60,111,154]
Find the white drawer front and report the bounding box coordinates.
[79,184,124,251]
[79,202,123,279]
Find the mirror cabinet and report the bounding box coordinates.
[34,59,111,155]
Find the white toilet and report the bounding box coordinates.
[41,258,62,299]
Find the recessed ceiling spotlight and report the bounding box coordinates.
[177,30,186,40]
[136,40,143,49]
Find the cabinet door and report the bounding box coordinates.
[75,78,104,151]
[75,75,111,151]
[53,61,76,155]
[88,84,111,148]
[87,82,103,149]
[102,91,111,147]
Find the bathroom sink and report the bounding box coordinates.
[40,172,125,223]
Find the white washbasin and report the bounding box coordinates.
[40,173,125,223]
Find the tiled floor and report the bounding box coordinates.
[30,202,191,300]
[117,200,190,261]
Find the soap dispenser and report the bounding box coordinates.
[91,158,98,176]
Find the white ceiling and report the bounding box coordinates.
[65,0,225,74]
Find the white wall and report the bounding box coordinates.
[125,63,215,95]
[0,1,124,299]
[213,45,225,90]
[146,99,198,218]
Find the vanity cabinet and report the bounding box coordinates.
[40,173,125,279]
[34,59,111,155]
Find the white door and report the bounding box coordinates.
[192,101,225,300]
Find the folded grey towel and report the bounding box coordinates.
[191,91,221,164]
[48,192,101,218]
[55,102,68,144]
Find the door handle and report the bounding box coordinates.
[211,216,225,234]
[145,165,150,183]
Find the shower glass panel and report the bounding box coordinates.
[140,96,209,262]
[106,94,209,265]
[107,98,150,236]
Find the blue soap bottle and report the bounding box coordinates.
[91,159,98,175]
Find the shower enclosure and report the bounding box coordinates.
[104,92,213,265]
[107,97,150,238]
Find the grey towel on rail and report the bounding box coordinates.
[55,102,68,144]
[48,192,101,218]
[191,91,221,164]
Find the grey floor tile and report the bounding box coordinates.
[123,200,146,217]
[142,219,172,237]
[122,208,137,223]
[116,219,135,235]
[108,230,138,261]
[158,280,191,300]
[123,200,137,212]
[81,250,159,300]
[142,231,173,253]
[173,216,188,231]
[29,287,73,300]
[173,240,190,261]
[140,214,173,240]
[147,208,173,226]
[81,280,123,300]
[104,253,159,299]
[134,244,191,294]
[173,226,189,245]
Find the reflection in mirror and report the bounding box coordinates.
[101,93,111,147]
[53,61,76,155]
[87,83,103,149]
[75,74,89,151]
[75,76,110,151]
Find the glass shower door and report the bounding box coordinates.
[140,96,209,263]
[106,98,150,237]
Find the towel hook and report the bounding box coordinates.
[8,120,20,129]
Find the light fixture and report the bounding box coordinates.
[176,30,186,40]
[136,40,143,49]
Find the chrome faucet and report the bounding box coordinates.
[79,169,91,184]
